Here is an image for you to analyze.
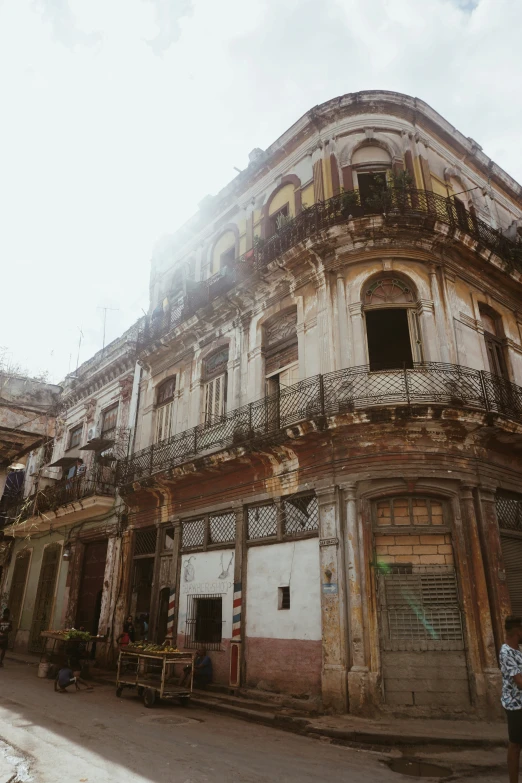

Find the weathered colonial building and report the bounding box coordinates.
[115,90,522,718]
[2,325,140,665]
[0,373,61,592]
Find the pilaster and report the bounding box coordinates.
[316,486,348,712]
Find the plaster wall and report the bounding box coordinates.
[245,539,321,641]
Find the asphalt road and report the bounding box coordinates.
[0,658,507,783]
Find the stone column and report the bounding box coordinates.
[316,278,334,375]
[348,303,366,366]
[148,521,164,642]
[460,485,502,716]
[336,273,351,369]
[340,483,369,713]
[316,486,348,712]
[477,487,512,651]
[417,300,440,362]
[439,268,459,364]
[428,265,450,363]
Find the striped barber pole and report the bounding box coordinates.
[166,586,176,637]
[232,582,242,638]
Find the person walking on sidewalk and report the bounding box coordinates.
[499,615,522,783]
[0,609,12,667]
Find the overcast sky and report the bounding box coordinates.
[1,0,521,384]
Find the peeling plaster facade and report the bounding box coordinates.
[118,91,522,718]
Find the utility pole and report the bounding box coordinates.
[98,306,119,350]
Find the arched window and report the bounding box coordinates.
[210,231,236,277]
[203,347,229,424]
[264,310,298,393]
[479,307,508,379]
[155,377,176,443]
[362,276,421,371]
[352,145,392,204]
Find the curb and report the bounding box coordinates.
[89,673,508,751]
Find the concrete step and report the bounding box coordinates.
[192,689,305,716]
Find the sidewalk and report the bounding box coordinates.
[6,650,507,751]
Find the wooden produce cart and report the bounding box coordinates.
[116,648,194,708]
[40,631,104,665]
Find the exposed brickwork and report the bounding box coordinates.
[375,533,454,565]
[245,637,322,696]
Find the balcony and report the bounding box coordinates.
[116,362,522,486]
[135,187,522,354]
[5,466,116,537]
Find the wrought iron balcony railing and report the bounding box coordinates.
[136,187,522,353]
[116,362,522,486]
[3,466,116,527]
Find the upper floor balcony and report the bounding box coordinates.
[116,362,522,487]
[136,187,522,355]
[4,464,116,537]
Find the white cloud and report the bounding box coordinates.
[0,0,520,382]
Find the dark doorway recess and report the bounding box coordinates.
[75,540,108,635]
[366,309,413,371]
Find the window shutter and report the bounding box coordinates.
[205,374,225,424]
[155,401,173,443]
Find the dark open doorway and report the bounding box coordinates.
[366,309,413,371]
[76,540,108,635]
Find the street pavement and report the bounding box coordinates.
[0,657,508,783]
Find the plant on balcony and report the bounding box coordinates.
[275,212,292,231]
[339,188,361,216]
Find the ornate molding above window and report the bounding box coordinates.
[364,277,415,306]
[265,311,298,350]
[204,347,229,381]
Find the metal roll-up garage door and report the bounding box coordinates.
[501,535,522,616]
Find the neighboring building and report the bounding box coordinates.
[2,324,140,665]
[114,90,522,718]
[0,372,61,595]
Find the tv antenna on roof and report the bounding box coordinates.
[98,306,119,350]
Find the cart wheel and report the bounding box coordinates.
[116,686,123,698]
[137,686,144,697]
[179,697,190,708]
[143,688,156,708]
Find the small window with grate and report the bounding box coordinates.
[496,494,522,533]
[283,494,318,535]
[247,504,278,540]
[278,586,290,610]
[134,528,158,556]
[209,512,236,544]
[182,519,205,550]
[185,594,222,650]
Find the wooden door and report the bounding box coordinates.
[28,544,61,653]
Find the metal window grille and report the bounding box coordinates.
[182,519,205,549]
[378,564,464,651]
[496,495,522,533]
[283,493,318,535]
[134,528,158,556]
[247,504,278,540]
[185,594,223,650]
[209,512,236,544]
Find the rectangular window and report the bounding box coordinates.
[101,404,118,438]
[278,586,290,610]
[204,375,225,424]
[185,594,222,650]
[68,425,83,450]
[155,401,173,443]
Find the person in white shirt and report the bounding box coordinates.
[499,616,522,783]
